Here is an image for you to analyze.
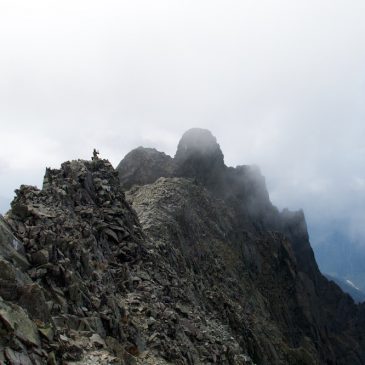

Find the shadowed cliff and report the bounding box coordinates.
[118,128,365,364]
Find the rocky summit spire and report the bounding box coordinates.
[174,128,225,189]
[175,128,224,165]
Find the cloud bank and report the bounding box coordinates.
[1,0,365,251]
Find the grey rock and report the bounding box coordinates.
[4,347,33,365]
[31,249,49,266]
[0,297,40,347]
[90,333,106,348]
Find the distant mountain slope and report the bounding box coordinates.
[314,230,365,292]
[325,274,365,303]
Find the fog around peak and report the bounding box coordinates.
[175,128,224,163]
[1,0,365,257]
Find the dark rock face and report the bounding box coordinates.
[175,128,224,163]
[117,129,277,220]
[117,147,174,190]
[174,128,225,187]
[127,178,364,365]
[117,128,226,192]
[1,129,365,364]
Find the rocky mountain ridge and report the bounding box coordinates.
[0,128,364,364]
[118,129,365,364]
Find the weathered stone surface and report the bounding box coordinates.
[38,325,54,341]
[0,297,40,347]
[0,216,29,269]
[4,347,33,365]
[90,333,106,348]
[18,283,50,322]
[31,249,49,266]
[0,257,31,301]
[117,147,174,190]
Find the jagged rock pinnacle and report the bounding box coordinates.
[173,129,225,190]
[175,128,224,165]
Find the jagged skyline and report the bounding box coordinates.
[2,129,364,363]
[1,1,365,258]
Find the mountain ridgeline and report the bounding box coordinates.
[0,128,364,364]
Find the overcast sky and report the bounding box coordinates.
[1,0,365,249]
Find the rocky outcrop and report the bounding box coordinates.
[117,147,174,190]
[0,217,46,365]
[1,157,149,364]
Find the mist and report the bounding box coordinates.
[1,0,365,258]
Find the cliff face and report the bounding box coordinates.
[0,128,364,364]
[118,128,365,364]
[117,147,174,190]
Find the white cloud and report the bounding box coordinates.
[1,0,365,248]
